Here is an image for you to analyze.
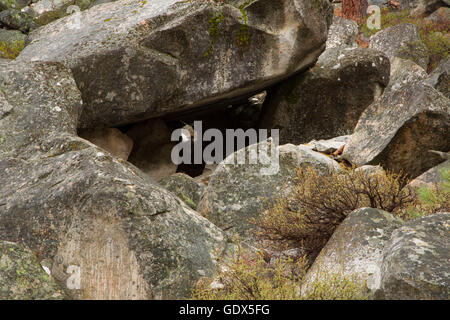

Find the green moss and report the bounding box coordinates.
[0,39,24,59]
[204,12,224,58]
[235,1,253,48]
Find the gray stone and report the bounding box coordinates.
[398,0,446,14]
[198,140,341,242]
[18,0,333,129]
[21,0,95,27]
[425,57,449,98]
[159,173,206,210]
[369,23,429,70]
[376,212,450,300]
[0,60,228,299]
[301,208,404,297]
[0,9,37,33]
[0,0,31,11]
[386,57,428,94]
[0,28,26,59]
[260,47,389,144]
[342,80,450,179]
[326,15,359,49]
[0,241,65,300]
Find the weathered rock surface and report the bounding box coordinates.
[305,135,350,155]
[409,160,449,188]
[301,208,404,297]
[0,60,229,299]
[369,23,429,70]
[78,127,133,160]
[375,212,450,300]
[425,6,450,24]
[342,79,450,178]
[159,173,206,210]
[398,0,446,14]
[198,140,341,242]
[386,57,428,93]
[18,0,333,129]
[0,8,37,33]
[21,0,97,27]
[0,241,65,300]
[425,57,449,99]
[260,47,389,144]
[0,0,31,11]
[326,15,358,49]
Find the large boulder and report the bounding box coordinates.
[0,60,229,299]
[369,23,429,70]
[260,47,390,144]
[375,212,450,300]
[18,0,333,129]
[0,241,65,300]
[301,208,404,298]
[198,141,341,242]
[342,78,450,179]
[425,57,449,99]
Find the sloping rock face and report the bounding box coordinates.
[0,241,65,300]
[198,141,341,242]
[425,57,449,99]
[301,208,404,298]
[384,57,428,96]
[342,78,450,178]
[369,23,429,70]
[18,0,333,129]
[409,160,449,189]
[0,60,228,299]
[260,47,389,144]
[159,173,206,210]
[375,212,450,300]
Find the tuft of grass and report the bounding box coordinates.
[408,166,450,218]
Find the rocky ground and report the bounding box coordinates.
[0,0,449,300]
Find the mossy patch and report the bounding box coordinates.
[0,39,24,59]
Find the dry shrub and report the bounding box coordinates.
[192,243,368,300]
[254,167,414,257]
